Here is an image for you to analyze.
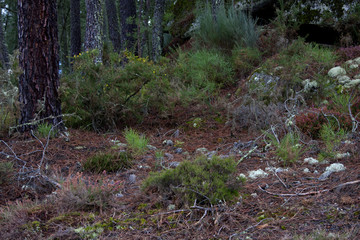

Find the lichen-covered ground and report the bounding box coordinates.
[1,102,359,240]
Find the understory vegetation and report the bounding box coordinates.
[1,2,360,239]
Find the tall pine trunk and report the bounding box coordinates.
[105,0,121,52]
[152,0,165,62]
[119,0,137,53]
[0,10,9,69]
[17,0,63,131]
[70,0,81,57]
[85,0,103,62]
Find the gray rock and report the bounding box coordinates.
[196,147,208,155]
[164,153,174,160]
[328,66,346,78]
[337,75,351,83]
[115,193,124,198]
[168,162,180,168]
[147,145,157,151]
[207,151,217,159]
[163,139,173,146]
[318,170,333,181]
[128,174,136,184]
[344,79,360,88]
[167,204,176,211]
[354,57,360,64]
[349,64,359,69]
[174,148,183,154]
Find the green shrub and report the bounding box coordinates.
[265,132,304,166]
[174,49,234,104]
[194,3,258,50]
[142,156,243,206]
[61,50,172,130]
[318,123,347,161]
[83,152,132,173]
[56,172,122,211]
[232,46,262,77]
[36,122,57,138]
[124,128,149,157]
[262,39,337,101]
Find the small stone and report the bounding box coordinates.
[325,163,346,173]
[196,147,208,155]
[303,168,310,173]
[167,204,176,211]
[164,153,174,160]
[168,162,180,168]
[304,157,319,165]
[147,145,157,151]
[328,66,346,78]
[335,152,350,159]
[251,193,258,198]
[337,75,351,83]
[344,79,360,88]
[115,193,124,198]
[318,170,333,181]
[174,148,183,154]
[206,151,217,159]
[349,64,359,69]
[248,169,268,180]
[314,170,319,174]
[163,140,173,146]
[74,146,86,150]
[173,129,180,138]
[354,57,360,64]
[128,174,136,184]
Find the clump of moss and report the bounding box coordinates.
[142,156,244,207]
[83,152,132,173]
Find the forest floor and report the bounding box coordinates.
[1,96,360,240]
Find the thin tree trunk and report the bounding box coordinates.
[18,0,63,131]
[70,0,81,57]
[152,0,165,62]
[105,0,121,52]
[119,0,137,53]
[85,0,103,62]
[0,10,9,69]
[59,1,71,74]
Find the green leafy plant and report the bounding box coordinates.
[194,3,258,50]
[318,123,347,161]
[174,49,234,105]
[61,50,172,130]
[83,152,132,173]
[124,128,149,157]
[55,172,123,212]
[36,122,57,138]
[142,156,244,207]
[265,131,304,166]
[232,46,262,77]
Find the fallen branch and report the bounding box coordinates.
[259,179,360,197]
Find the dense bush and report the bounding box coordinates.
[60,50,172,130]
[142,156,243,207]
[232,47,262,77]
[173,49,234,104]
[194,3,258,50]
[83,152,132,173]
[262,39,337,101]
[295,107,352,139]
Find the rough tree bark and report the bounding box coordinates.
[152,0,165,62]
[119,0,137,53]
[17,0,64,131]
[85,0,103,62]
[70,0,81,57]
[105,0,121,52]
[0,10,9,69]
